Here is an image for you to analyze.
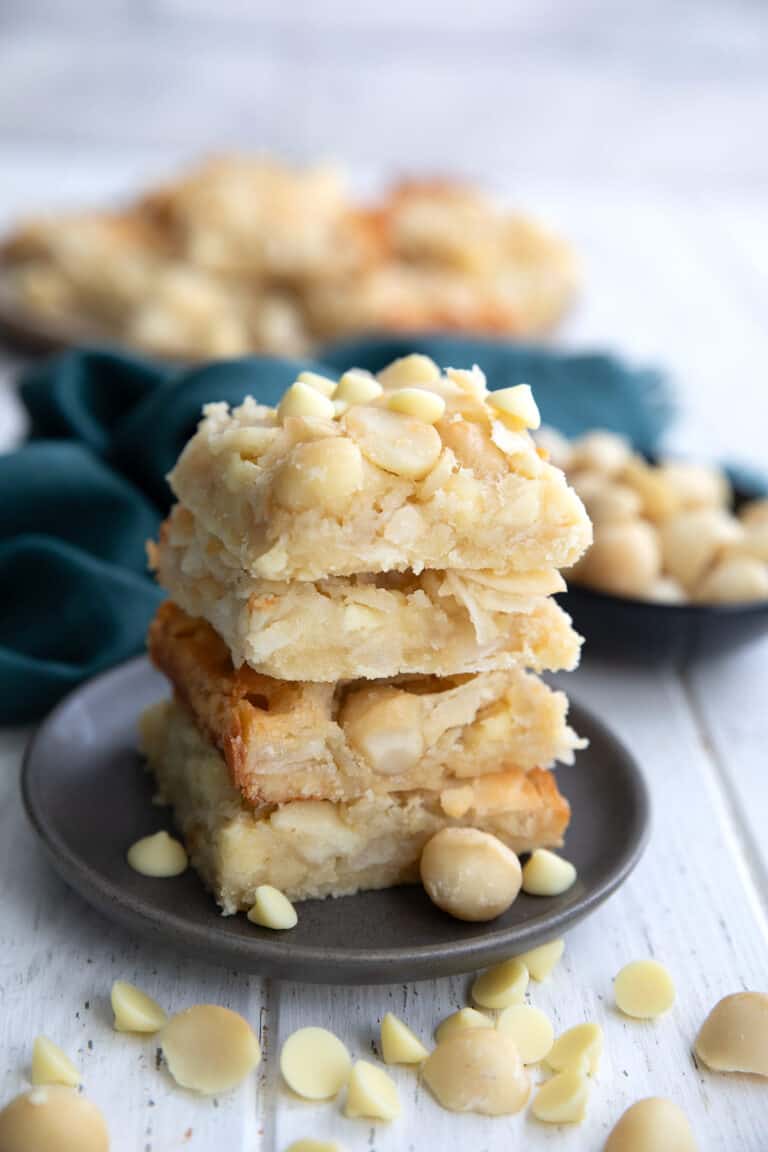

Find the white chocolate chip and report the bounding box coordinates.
[522,849,577,897]
[296,370,337,397]
[335,370,383,405]
[546,1022,603,1076]
[278,381,336,421]
[422,1028,530,1115]
[344,405,442,480]
[126,831,187,878]
[516,939,565,981]
[380,1013,428,1065]
[377,354,441,387]
[605,1097,698,1152]
[531,1069,590,1124]
[434,1007,493,1045]
[472,956,529,1009]
[496,1005,554,1064]
[420,828,521,922]
[247,885,298,930]
[285,1142,344,1152]
[280,1027,351,1100]
[0,1087,109,1152]
[160,1005,261,1094]
[342,604,382,632]
[614,960,675,1019]
[487,384,541,430]
[31,1038,80,1088]
[344,1061,400,1121]
[387,387,446,424]
[273,437,364,514]
[111,980,168,1033]
[694,992,768,1075]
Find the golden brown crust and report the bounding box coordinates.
[147,602,583,806]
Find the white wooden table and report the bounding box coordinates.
[0,163,767,1150]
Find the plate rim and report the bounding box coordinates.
[22,655,651,983]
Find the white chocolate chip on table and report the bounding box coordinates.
[247,884,298,930]
[344,1060,400,1121]
[280,1027,351,1100]
[546,1022,603,1076]
[111,980,167,1033]
[516,938,565,980]
[694,991,768,1075]
[419,827,521,921]
[614,960,676,1019]
[604,1097,698,1151]
[434,1007,493,1045]
[531,1068,590,1124]
[30,1037,80,1088]
[159,1005,261,1094]
[472,956,529,1009]
[496,1004,554,1064]
[0,1086,109,1152]
[380,1012,429,1064]
[522,849,577,896]
[126,830,187,877]
[421,1028,530,1115]
[285,1141,345,1152]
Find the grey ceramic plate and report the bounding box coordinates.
[23,657,649,984]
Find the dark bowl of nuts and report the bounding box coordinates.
[539,428,768,663]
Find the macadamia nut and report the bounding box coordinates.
[570,431,631,477]
[605,1097,698,1151]
[694,556,768,603]
[126,830,187,877]
[422,1028,530,1115]
[380,1013,428,1065]
[660,509,743,590]
[522,849,577,896]
[280,1027,351,1100]
[574,520,661,598]
[614,960,675,1019]
[160,1005,261,1094]
[344,1061,400,1121]
[0,1087,109,1152]
[694,991,768,1075]
[344,404,442,479]
[420,828,522,921]
[273,437,364,514]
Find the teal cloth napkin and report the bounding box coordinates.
[2,338,673,723]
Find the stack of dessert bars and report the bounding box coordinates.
[142,355,592,914]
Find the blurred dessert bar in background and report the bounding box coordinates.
[1,157,578,359]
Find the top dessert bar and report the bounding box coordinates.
[169,356,592,582]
